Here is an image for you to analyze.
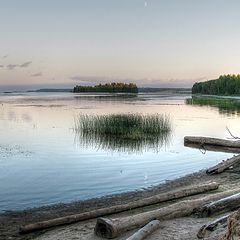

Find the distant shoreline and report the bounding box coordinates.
[2,87,191,94]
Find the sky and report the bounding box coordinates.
[1,0,240,90]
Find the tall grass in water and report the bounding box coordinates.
[74,114,172,153]
[186,96,240,115]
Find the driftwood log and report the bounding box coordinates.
[19,182,219,233]
[184,142,240,154]
[196,193,240,217]
[126,220,161,240]
[220,210,240,240]
[184,136,240,148]
[197,214,229,239]
[95,189,240,239]
[207,155,240,174]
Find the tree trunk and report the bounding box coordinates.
[19,182,219,233]
[197,214,229,239]
[95,189,240,239]
[184,136,240,148]
[207,155,240,174]
[196,193,240,217]
[126,220,161,240]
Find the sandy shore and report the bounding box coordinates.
[1,162,240,240]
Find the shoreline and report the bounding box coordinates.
[1,170,205,214]
[1,164,240,240]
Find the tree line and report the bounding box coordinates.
[73,82,138,93]
[192,75,240,95]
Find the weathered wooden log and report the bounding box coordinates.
[126,220,161,240]
[207,155,240,174]
[197,214,229,239]
[95,189,240,239]
[196,193,240,217]
[184,136,240,148]
[184,142,240,154]
[19,182,219,233]
[220,210,240,240]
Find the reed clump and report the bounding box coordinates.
[74,113,172,152]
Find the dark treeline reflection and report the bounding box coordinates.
[186,96,240,115]
[74,114,172,153]
[73,93,140,102]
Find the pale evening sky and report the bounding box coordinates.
[0,0,240,90]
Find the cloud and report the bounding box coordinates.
[5,61,32,70]
[70,75,113,85]
[71,76,87,81]
[7,64,18,70]
[0,65,4,68]
[2,55,8,59]
[19,61,32,68]
[70,75,142,87]
[31,72,42,77]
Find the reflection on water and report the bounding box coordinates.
[0,92,239,211]
[186,96,240,115]
[7,110,32,123]
[74,114,172,153]
[73,93,139,101]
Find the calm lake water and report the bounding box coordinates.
[0,92,239,211]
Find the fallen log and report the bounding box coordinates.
[126,220,161,240]
[207,155,240,174]
[95,189,240,239]
[196,193,240,217]
[184,142,240,154]
[184,136,240,148]
[220,210,240,240]
[197,214,229,239]
[19,181,219,233]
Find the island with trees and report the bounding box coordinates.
[73,82,138,93]
[192,74,240,95]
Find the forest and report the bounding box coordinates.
[192,74,240,95]
[73,82,138,93]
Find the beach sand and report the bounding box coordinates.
[1,163,240,240]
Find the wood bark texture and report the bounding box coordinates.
[220,210,240,240]
[95,189,239,239]
[184,136,240,148]
[196,193,240,217]
[207,155,240,174]
[19,182,219,233]
[125,220,161,240]
[197,214,229,239]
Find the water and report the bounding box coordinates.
[0,92,239,211]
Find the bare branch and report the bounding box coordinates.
[226,127,240,140]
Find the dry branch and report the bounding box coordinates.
[126,220,161,240]
[207,155,240,174]
[19,182,219,233]
[95,189,240,239]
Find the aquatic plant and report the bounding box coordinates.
[186,96,240,115]
[74,113,172,153]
